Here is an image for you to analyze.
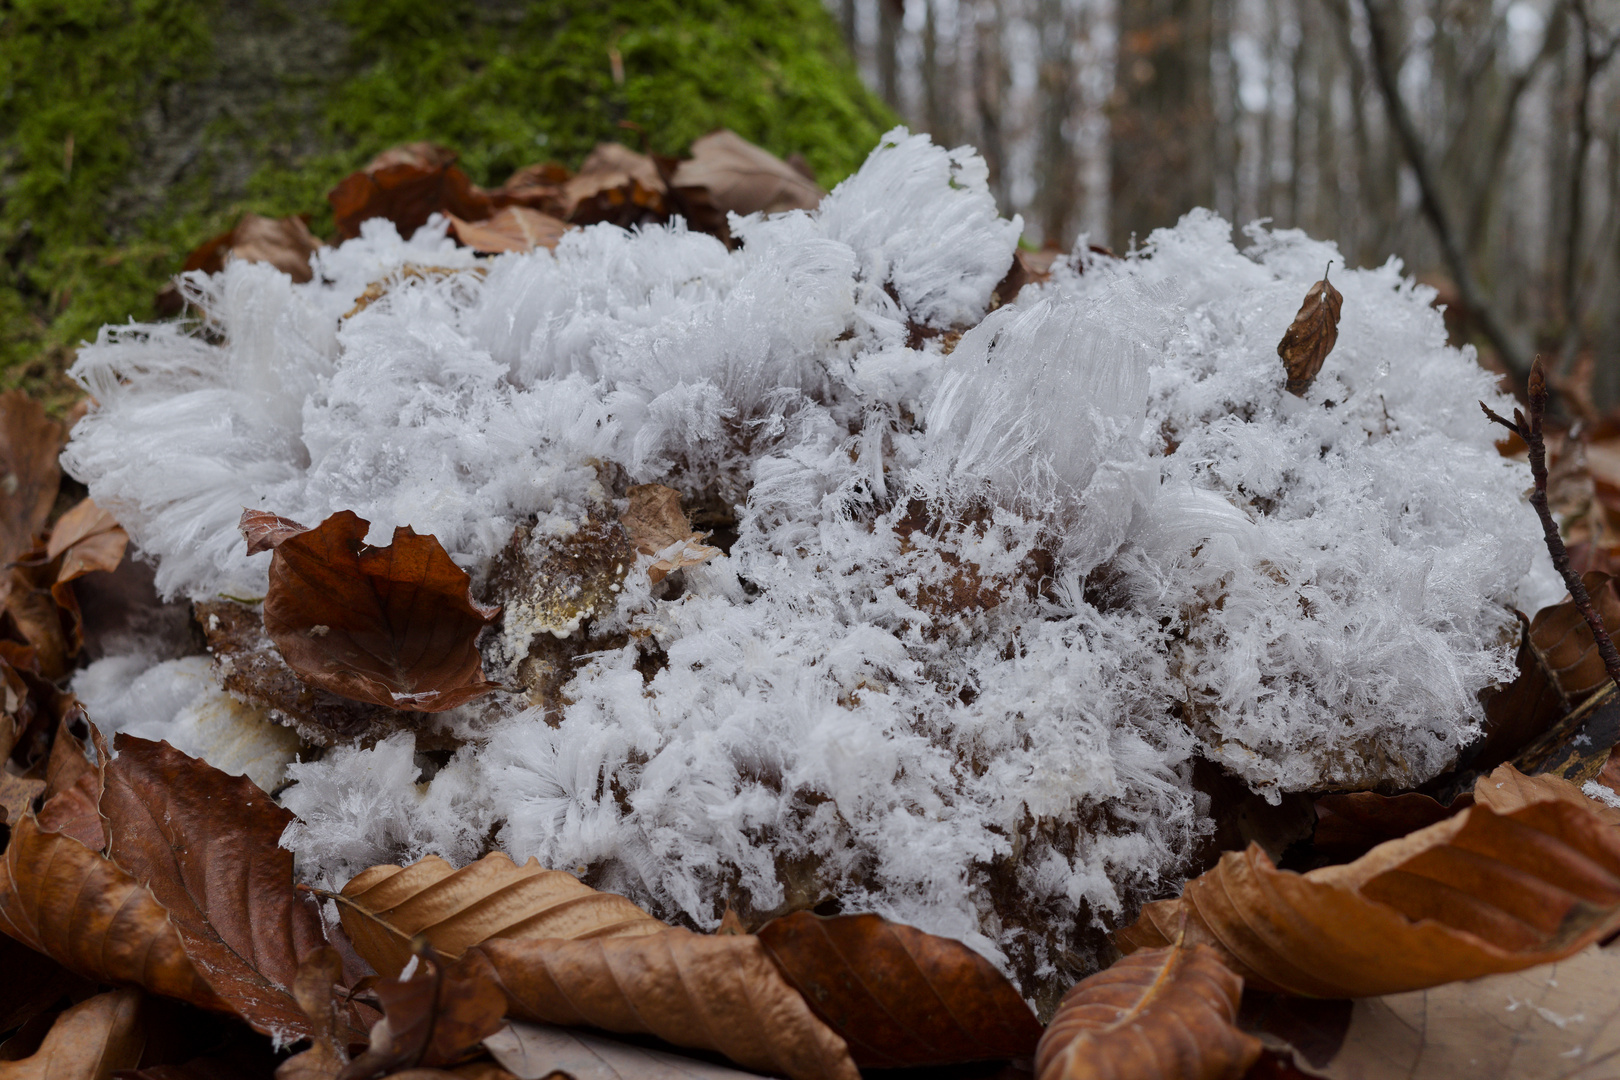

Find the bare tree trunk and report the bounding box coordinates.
[1038,0,1076,245]
[1110,0,1215,248]
[975,0,1008,206]
[923,0,948,144]
[879,0,903,108]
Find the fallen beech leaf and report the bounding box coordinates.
[1311,790,1468,864]
[3,551,71,681]
[446,207,570,254]
[755,911,1042,1067]
[276,949,350,1080]
[1472,761,1620,827]
[670,130,822,238]
[338,852,664,979]
[196,599,401,745]
[1476,575,1620,770]
[33,709,106,849]
[340,950,505,1080]
[495,162,571,220]
[0,987,144,1080]
[1118,791,1620,997]
[242,509,500,712]
[43,498,128,657]
[992,248,1057,308]
[0,814,219,1008]
[486,1020,771,1079]
[1276,266,1343,396]
[1034,945,1259,1080]
[0,393,62,569]
[620,486,720,585]
[329,143,493,242]
[0,644,77,771]
[1250,943,1620,1080]
[98,735,367,1038]
[561,143,667,227]
[158,214,326,314]
[477,930,859,1080]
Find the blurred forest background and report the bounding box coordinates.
[842,0,1620,403]
[3,0,1618,406]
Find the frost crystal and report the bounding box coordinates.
[63,129,1554,1004]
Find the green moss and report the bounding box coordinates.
[0,0,895,411]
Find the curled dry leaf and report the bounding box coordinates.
[1276,266,1343,396]
[98,734,367,1039]
[196,599,400,746]
[446,207,570,254]
[0,987,145,1080]
[486,1020,772,1080]
[755,911,1043,1068]
[1476,574,1620,770]
[620,485,720,585]
[242,509,500,712]
[45,498,128,656]
[1119,771,1620,997]
[340,950,506,1080]
[476,930,860,1080]
[337,852,664,979]
[0,813,219,1008]
[1034,945,1260,1080]
[329,143,492,242]
[561,143,667,227]
[1472,761,1620,827]
[0,392,62,569]
[495,162,572,219]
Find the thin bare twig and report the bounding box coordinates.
[1361,0,1532,385]
[1481,357,1620,689]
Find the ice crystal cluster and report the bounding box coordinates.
[65,128,1556,1001]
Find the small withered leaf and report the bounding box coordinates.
[339,949,505,1080]
[1277,265,1343,396]
[337,851,664,979]
[0,987,146,1079]
[755,911,1042,1069]
[242,509,500,712]
[0,392,63,570]
[561,142,668,228]
[328,143,493,242]
[1035,945,1260,1080]
[619,485,720,584]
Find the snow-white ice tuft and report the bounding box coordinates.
[63,129,1555,999]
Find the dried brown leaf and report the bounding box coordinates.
[0,988,144,1080]
[243,509,500,712]
[619,486,720,585]
[98,734,369,1037]
[1473,761,1620,826]
[33,709,106,849]
[196,599,400,746]
[3,553,71,681]
[340,951,506,1080]
[1118,770,1620,997]
[562,143,667,227]
[495,162,572,220]
[338,852,664,979]
[447,208,571,254]
[0,394,62,571]
[43,499,128,657]
[329,143,493,242]
[1034,945,1259,1080]
[486,1020,772,1080]
[0,814,219,1007]
[755,911,1042,1068]
[1276,269,1343,396]
[476,930,859,1080]
[669,130,822,238]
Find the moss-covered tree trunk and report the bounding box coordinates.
[0,0,895,408]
